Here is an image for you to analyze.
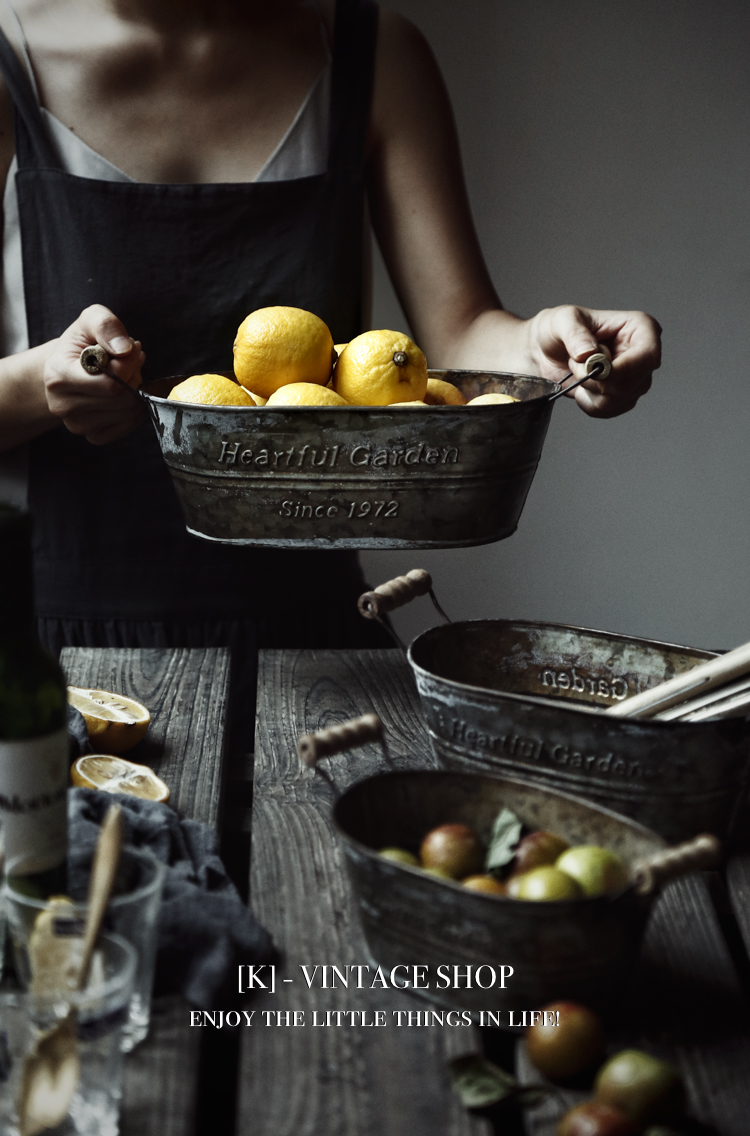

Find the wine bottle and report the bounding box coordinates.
[0,505,68,896]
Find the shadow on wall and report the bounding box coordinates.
[362,0,750,652]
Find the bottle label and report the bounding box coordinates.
[0,728,68,875]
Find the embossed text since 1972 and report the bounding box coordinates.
[217,441,461,469]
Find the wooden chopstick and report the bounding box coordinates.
[604,639,750,719]
[654,674,750,721]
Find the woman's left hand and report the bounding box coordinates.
[526,305,662,418]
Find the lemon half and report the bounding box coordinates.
[67,687,151,754]
[71,754,169,803]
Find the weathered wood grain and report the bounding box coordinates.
[120,998,200,1136]
[238,648,488,1136]
[60,646,230,827]
[61,646,231,1136]
[519,872,750,1136]
[727,852,750,960]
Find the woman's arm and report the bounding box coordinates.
[367,11,661,418]
[0,308,145,452]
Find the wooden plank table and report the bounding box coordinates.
[238,648,489,1136]
[60,646,231,1136]
[240,648,750,1136]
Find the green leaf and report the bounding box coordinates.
[485,807,523,873]
[448,1055,518,1109]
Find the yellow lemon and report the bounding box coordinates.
[67,687,151,754]
[168,374,255,406]
[71,755,170,803]
[334,343,349,357]
[424,377,466,406]
[466,392,519,406]
[248,391,267,406]
[266,383,349,407]
[234,307,335,399]
[390,401,426,407]
[333,330,428,406]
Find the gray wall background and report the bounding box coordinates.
[361,0,750,651]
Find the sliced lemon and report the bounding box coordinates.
[71,754,170,803]
[29,896,85,997]
[67,687,151,754]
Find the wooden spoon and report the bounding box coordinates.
[17,805,123,1136]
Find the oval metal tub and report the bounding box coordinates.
[143,370,555,548]
[334,769,667,1020]
[408,620,750,844]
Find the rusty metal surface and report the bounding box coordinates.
[333,769,662,1020]
[142,370,555,547]
[408,621,750,844]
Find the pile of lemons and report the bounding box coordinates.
[168,306,519,408]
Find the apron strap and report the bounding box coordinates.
[328,0,378,176]
[0,24,58,170]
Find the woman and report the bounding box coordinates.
[0,0,660,746]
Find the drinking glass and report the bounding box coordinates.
[6,846,164,1051]
[0,932,136,1136]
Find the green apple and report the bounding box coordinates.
[507,866,583,901]
[555,845,629,897]
[379,847,419,867]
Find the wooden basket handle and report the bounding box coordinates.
[358,569,432,620]
[570,344,613,382]
[633,833,721,896]
[297,713,384,768]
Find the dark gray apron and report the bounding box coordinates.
[0,0,388,748]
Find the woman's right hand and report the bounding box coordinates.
[44,304,146,445]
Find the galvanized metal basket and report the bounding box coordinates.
[143,370,555,548]
[300,717,719,1021]
[408,619,750,844]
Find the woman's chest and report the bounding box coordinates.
[5,3,332,184]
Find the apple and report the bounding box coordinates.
[512,830,570,875]
[379,847,419,867]
[557,1101,637,1136]
[555,846,629,897]
[595,1050,685,1124]
[526,1001,605,1081]
[507,866,583,901]
[419,823,484,879]
[461,874,507,896]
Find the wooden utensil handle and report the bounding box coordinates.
[78,804,123,990]
[571,344,612,382]
[80,344,110,375]
[358,569,432,619]
[297,713,383,767]
[633,833,721,896]
[606,638,750,719]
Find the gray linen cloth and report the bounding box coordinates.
[67,786,274,1008]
